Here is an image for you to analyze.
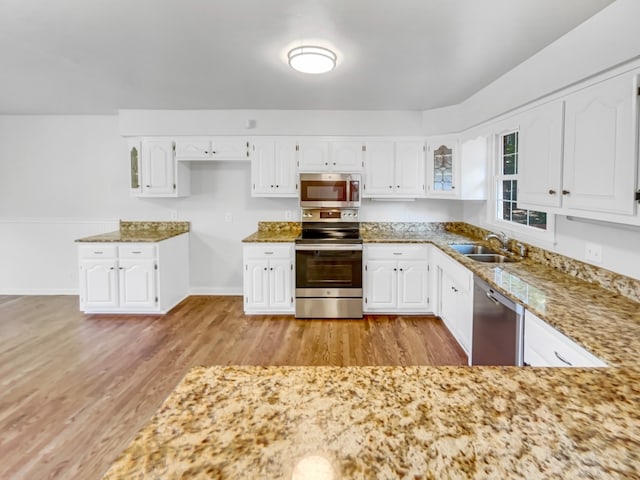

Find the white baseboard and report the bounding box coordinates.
[189,287,243,295]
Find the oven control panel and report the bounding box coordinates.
[301,208,359,222]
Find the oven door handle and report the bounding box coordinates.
[295,244,363,251]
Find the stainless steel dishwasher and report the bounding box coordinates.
[471,276,524,366]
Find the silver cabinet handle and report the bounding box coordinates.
[264,252,274,255]
[554,351,573,366]
[94,251,104,254]
[392,252,403,255]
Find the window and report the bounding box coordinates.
[496,131,547,230]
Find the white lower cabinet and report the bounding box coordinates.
[78,234,189,314]
[432,247,473,355]
[364,244,430,313]
[524,310,606,367]
[243,243,294,314]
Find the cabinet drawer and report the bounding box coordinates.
[524,311,606,367]
[244,243,293,259]
[365,244,428,261]
[119,244,156,258]
[78,245,118,259]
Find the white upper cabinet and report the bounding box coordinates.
[363,140,425,198]
[426,135,458,197]
[517,101,565,208]
[251,137,298,197]
[137,139,190,197]
[562,72,637,216]
[426,134,487,200]
[297,139,364,172]
[175,137,251,160]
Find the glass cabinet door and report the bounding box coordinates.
[129,141,141,193]
[432,144,454,192]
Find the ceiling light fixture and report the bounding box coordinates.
[288,46,337,74]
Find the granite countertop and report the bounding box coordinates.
[76,221,190,243]
[242,221,640,367]
[102,365,640,479]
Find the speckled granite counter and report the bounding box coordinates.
[242,221,640,367]
[103,365,640,479]
[76,221,190,243]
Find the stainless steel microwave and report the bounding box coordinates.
[299,173,361,208]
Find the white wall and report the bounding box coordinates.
[0,114,460,295]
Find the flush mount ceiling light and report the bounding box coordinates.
[288,46,337,74]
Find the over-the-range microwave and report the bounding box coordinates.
[299,173,361,208]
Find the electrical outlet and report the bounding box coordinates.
[224,213,232,223]
[285,210,292,221]
[585,242,602,263]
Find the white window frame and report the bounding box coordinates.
[486,127,556,246]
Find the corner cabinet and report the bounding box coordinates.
[426,134,487,200]
[243,243,294,314]
[363,244,430,313]
[78,234,189,314]
[524,310,606,367]
[129,139,190,197]
[431,247,473,355]
[363,140,425,198]
[251,137,298,197]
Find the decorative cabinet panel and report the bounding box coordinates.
[363,140,425,198]
[243,243,294,314]
[426,134,487,200]
[297,140,330,172]
[78,234,189,314]
[251,138,298,197]
[329,141,364,172]
[426,136,458,197]
[175,137,251,160]
[524,311,606,367]
[364,244,430,313]
[128,139,142,195]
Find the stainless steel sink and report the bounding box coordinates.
[449,244,501,255]
[449,244,521,263]
[465,253,518,263]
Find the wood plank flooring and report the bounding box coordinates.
[0,295,466,480]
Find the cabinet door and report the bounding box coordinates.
[79,259,119,309]
[244,259,270,309]
[330,141,364,172]
[175,139,212,160]
[141,140,175,195]
[269,258,293,309]
[439,269,459,336]
[395,141,425,196]
[118,259,157,309]
[397,260,429,310]
[363,142,395,196]
[563,73,636,215]
[274,139,299,195]
[365,260,397,310]
[298,140,330,172]
[211,137,250,160]
[251,139,277,195]
[518,101,564,208]
[426,138,457,197]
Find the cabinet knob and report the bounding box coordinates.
[393,268,397,271]
[212,151,216,154]
[548,189,557,195]
[264,267,267,271]
[562,190,570,195]
[270,185,274,188]
[397,185,400,188]
[451,186,455,189]
[204,151,209,154]
[399,268,403,272]
[270,267,273,271]
[389,185,393,189]
[333,162,336,165]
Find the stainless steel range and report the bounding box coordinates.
[294,208,363,319]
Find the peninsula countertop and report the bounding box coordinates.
[102,365,640,480]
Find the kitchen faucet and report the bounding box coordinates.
[485,231,509,250]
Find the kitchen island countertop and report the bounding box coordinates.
[102,365,640,480]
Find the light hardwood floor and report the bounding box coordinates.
[0,295,467,480]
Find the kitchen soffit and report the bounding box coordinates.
[0,0,615,114]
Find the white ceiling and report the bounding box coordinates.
[0,0,615,114]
